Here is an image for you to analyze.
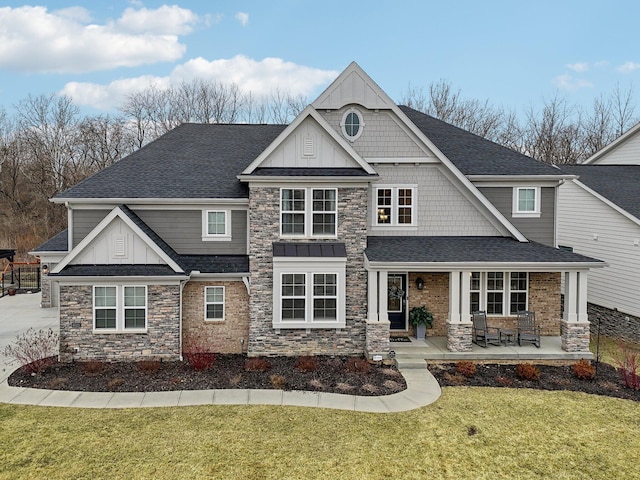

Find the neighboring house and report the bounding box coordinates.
[32,63,603,362]
[557,121,640,342]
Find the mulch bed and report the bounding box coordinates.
[8,355,407,397]
[429,362,640,402]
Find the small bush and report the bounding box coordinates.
[455,361,477,378]
[308,379,325,390]
[615,346,639,390]
[3,328,59,374]
[184,352,216,371]
[335,382,355,392]
[294,355,319,372]
[515,363,540,381]
[244,357,271,372]
[361,383,379,394]
[107,378,125,390]
[443,373,467,385]
[572,359,595,380]
[137,360,161,373]
[269,374,287,389]
[495,376,513,387]
[81,361,106,375]
[345,357,371,374]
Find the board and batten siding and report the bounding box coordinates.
[557,180,640,317]
[369,164,502,236]
[479,187,555,246]
[589,132,640,165]
[73,208,247,255]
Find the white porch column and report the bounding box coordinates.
[561,270,590,353]
[378,270,388,323]
[367,270,378,322]
[577,271,589,323]
[448,271,461,323]
[563,271,578,322]
[460,270,471,322]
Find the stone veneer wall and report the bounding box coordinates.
[408,272,449,336]
[248,186,368,356]
[587,303,640,343]
[182,280,250,354]
[58,284,181,362]
[40,273,51,308]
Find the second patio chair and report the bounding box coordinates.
[472,311,501,347]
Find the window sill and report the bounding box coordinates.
[93,329,148,334]
[204,319,225,323]
[512,212,541,218]
[279,234,338,240]
[273,321,345,329]
[202,236,232,242]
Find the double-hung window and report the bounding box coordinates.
[375,186,416,226]
[512,187,541,218]
[205,286,225,321]
[202,210,231,241]
[281,188,337,237]
[94,285,147,331]
[470,272,528,315]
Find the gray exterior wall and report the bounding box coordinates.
[479,187,555,246]
[58,284,181,362]
[248,185,369,356]
[72,208,247,254]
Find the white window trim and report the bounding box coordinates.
[272,257,346,329]
[93,285,147,333]
[204,286,225,322]
[202,210,232,241]
[374,186,417,227]
[340,107,365,142]
[470,272,529,317]
[280,187,338,239]
[512,187,541,218]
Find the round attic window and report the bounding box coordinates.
[341,108,364,141]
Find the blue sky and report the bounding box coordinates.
[1,0,639,118]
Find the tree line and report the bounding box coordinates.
[0,78,637,259]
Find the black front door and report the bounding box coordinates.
[388,273,407,330]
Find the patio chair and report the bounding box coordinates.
[471,311,501,347]
[517,310,541,348]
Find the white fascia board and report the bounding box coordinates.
[241,106,377,176]
[367,157,437,164]
[469,175,576,185]
[54,276,189,285]
[52,206,183,274]
[582,121,640,164]
[572,179,640,227]
[187,272,249,280]
[238,177,376,186]
[53,198,249,207]
[364,259,606,272]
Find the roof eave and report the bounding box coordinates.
[364,259,606,271]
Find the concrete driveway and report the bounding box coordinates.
[0,293,58,382]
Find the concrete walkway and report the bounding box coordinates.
[0,293,441,412]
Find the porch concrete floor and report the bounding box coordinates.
[391,336,593,362]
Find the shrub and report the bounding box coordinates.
[269,374,287,389]
[107,378,125,390]
[345,357,371,374]
[183,337,216,371]
[137,360,161,373]
[2,327,59,374]
[515,363,540,381]
[572,359,595,380]
[244,357,271,372]
[81,361,106,375]
[294,355,318,372]
[455,361,477,378]
[615,346,640,390]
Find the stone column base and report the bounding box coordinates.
[365,319,390,359]
[447,322,473,352]
[561,320,590,352]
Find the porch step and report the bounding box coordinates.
[395,358,428,369]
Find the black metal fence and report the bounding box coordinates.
[1,264,41,297]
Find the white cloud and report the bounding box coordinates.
[566,62,588,73]
[60,55,339,110]
[553,74,594,91]
[0,5,199,73]
[235,12,249,27]
[617,61,640,73]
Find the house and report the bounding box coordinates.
[32,62,603,362]
[557,121,640,342]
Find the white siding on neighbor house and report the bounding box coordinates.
[369,164,502,236]
[557,180,640,317]
[590,132,640,164]
[73,217,165,266]
[320,109,430,159]
[258,116,365,169]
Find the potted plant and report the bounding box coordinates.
[410,306,433,341]
[7,284,17,296]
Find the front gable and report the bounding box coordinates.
[52,206,183,274]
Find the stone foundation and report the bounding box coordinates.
[588,303,640,343]
[560,320,590,352]
[447,322,473,352]
[40,273,52,308]
[365,320,390,359]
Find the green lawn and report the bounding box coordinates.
[1,388,638,479]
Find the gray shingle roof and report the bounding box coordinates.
[561,165,640,220]
[399,106,564,176]
[365,236,603,264]
[273,242,347,257]
[52,265,181,277]
[31,229,68,252]
[54,124,287,200]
